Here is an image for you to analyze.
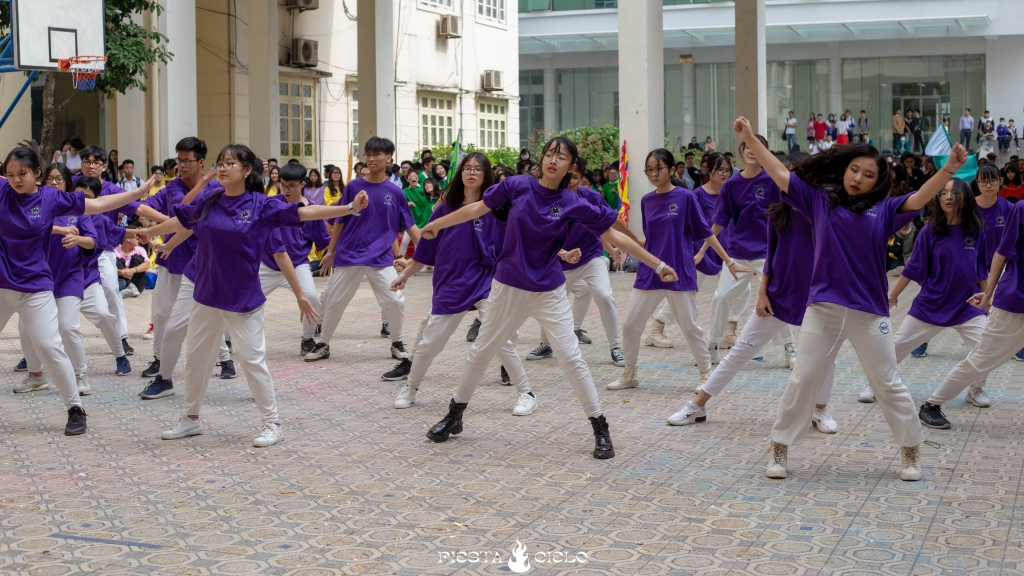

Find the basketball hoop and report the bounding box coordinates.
[58,56,108,90]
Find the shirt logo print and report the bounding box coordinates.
[668,203,679,216]
[546,205,563,220]
[879,321,890,335]
[996,216,1006,227]
[965,236,976,250]
[238,209,253,223]
[383,193,394,206]
[68,216,77,225]
[864,206,878,217]
[473,218,483,230]
[29,206,41,218]
[755,187,765,201]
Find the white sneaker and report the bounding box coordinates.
[708,343,720,364]
[76,374,92,396]
[900,445,922,481]
[162,415,204,440]
[128,284,140,298]
[13,373,48,393]
[394,384,417,409]
[695,370,711,393]
[766,441,788,479]
[512,392,538,416]
[607,367,639,390]
[253,422,284,447]
[858,384,876,403]
[965,387,991,407]
[667,400,706,426]
[811,407,837,434]
[783,344,796,370]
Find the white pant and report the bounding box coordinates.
[929,307,1024,405]
[708,259,792,346]
[398,232,414,258]
[772,302,924,447]
[408,298,530,394]
[82,283,126,357]
[157,277,230,380]
[0,290,80,409]
[98,251,129,339]
[151,268,182,360]
[656,272,746,324]
[623,289,712,374]
[540,256,621,349]
[702,312,833,405]
[183,302,279,424]
[22,297,87,375]
[259,262,321,339]
[894,314,987,390]
[454,280,603,417]
[319,265,404,344]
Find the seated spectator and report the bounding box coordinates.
[116,232,151,298]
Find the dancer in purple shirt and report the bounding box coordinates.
[733,115,968,482]
[418,137,680,459]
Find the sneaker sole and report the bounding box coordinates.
[220,374,237,380]
[966,394,991,408]
[78,389,92,396]
[116,372,130,377]
[606,382,639,390]
[667,415,706,426]
[13,367,28,373]
[919,418,951,430]
[140,371,160,378]
[900,472,922,481]
[910,353,928,358]
[64,426,87,436]
[304,354,329,362]
[394,402,413,409]
[253,435,284,448]
[141,390,175,399]
[381,374,409,381]
[644,338,674,348]
[765,470,787,479]
[162,429,203,440]
[525,355,552,361]
[13,385,49,393]
[858,397,876,404]
[811,420,837,434]
[512,402,538,416]
[592,449,615,460]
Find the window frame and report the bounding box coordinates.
[279,78,318,163]
[418,91,458,148]
[477,97,508,151]
[476,0,507,25]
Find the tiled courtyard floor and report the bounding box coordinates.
[2,271,1022,575]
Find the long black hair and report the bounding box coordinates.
[767,151,810,234]
[539,136,578,190]
[930,178,983,237]
[645,148,687,188]
[791,143,892,213]
[44,162,74,192]
[444,152,493,210]
[197,144,264,220]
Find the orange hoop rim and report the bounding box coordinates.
[58,55,108,72]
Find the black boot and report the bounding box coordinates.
[589,415,615,459]
[427,399,468,442]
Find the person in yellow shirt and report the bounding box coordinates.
[265,166,281,196]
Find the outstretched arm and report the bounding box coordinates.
[899,143,968,213]
[154,229,194,258]
[600,228,678,282]
[970,253,1007,311]
[83,173,159,215]
[733,116,790,192]
[420,201,491,239]
[297,191,369,222]
[140,217,187,238]
[272,252,320,324]
[702,234,751,280]
[182,168,218,205]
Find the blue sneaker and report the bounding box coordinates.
[1016,348,1024,362]
[910,342,929,358]
[140,376,174,399]
[14,358,27,372]
[526,343,554,360]
[115,355,131,376]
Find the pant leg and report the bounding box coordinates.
[365,266,405,342]
[81,283,126,357]
[318,266,368,344]
[55,296,87,374]
[892,315,945,363]
[222,306,279,424]
[708,259,761,345]
[666,290,712,374]
[182,302,228,418]
[949,315,989,390]
[407,312,465,388]
[294,264,321,339]
[98,251,129,339]
[119,277,129,291]
[12,291,81,409]
[703,313,785,396]
[576,256,621,349]
[453,281,531,404]
[621,289,667,369]
[928,308,1024,405]
[845,309,924,447]
[398,232,412,257]
[655,302,673,325]
[531,285,603,417]
[158,277,201,380]
[477,298,531,395]
[20,317,44,373]
[728,281,752,323]
[151,270,182,361]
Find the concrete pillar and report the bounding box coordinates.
[116,89,147,165]
[828,57,843,118]
[681,62,696,144]
[734,0,766,136]
[229,0,250,146]
[543,67,558,134]
[146,8,163,165]
[0,74,33,152]
[985,36,1024,125]
[356,0,395,147]
[248,0,279,158]
[618,0,664,236]
[159,0,198,156]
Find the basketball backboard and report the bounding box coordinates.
[10,0,106,71]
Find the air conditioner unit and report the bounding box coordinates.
[483,70,502,92]
[286,0,319,11]
[290,38,319,67]
[439,15,462,38]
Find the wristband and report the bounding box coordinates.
[942,167,957,175]
[725,260,736,267]
[655,261,666,274]
[557,250,566,261]
[348,201,361,216]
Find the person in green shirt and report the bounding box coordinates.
[600,165,621,211]
[400,171,434,257]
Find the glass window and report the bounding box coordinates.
[291,84,300,97]
[478,97,508,150]
[477,0,506,23]
[518,70,545,148]
[279,84,288,96]
[421,0,453,9]
[419,91,457,147]
[280,79,317,162]
[556,67,619,132]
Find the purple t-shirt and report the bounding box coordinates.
[144,178,220,274]
[712,170,778,260]
[0,180,86,293]
[413,203,505,315]
[263,197,332,271]
[977,196,1012,268]
[762,208,814,326]
[49,214,98,300]
[175,189,301,313]
[560,187,608,271]
[694,186,728,276]
[483,175,619,292]
[902,224,988,327]
[72,175,139,224]
[330,178,415,268]
[83,215,126,288]
[635,187,712,292]
[993,200,1024,314]
[783,173,918,317]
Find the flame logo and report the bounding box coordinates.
[508,539,530,573]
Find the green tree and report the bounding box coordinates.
[1,0,172,160]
